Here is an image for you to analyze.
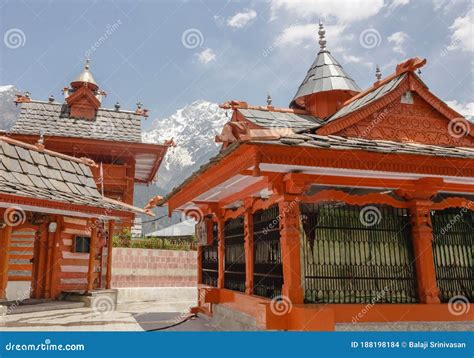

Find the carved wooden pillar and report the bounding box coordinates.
[278,198,304,304]
[106,220,115,289]
[87,226,98,292]
[49,217,63,299]
[244,203,254,295]
[0,225,13,300]
[409,200,440,303]
[217,217,225,289]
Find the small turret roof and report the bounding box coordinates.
[290,22,361,107]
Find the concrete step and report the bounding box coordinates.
[4,301,85,315]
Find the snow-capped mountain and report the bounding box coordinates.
[143,99,228,192]
[0,85,20,131]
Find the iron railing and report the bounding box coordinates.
[301,203,419,304]
[253,205,283,299]
[431,208,474,302]
[201,223,219,287]
[224,216,246,292]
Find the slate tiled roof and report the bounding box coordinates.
[11,101,142,142]
[0,137,146,215]
[291,51,361,106]
[238,108,323,131]
[326,74,406,123]
[254,133,474,158]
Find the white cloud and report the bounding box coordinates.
[448,9,473,52]
[388,31,409,54]
[445,100,474,117]
[276,23,346,46]
[227,9,257,28]
[270,0,385,23]
[388,0,410,11]
[196,48,216,64]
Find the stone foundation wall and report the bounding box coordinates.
[111,248,197,288]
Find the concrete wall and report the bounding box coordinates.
[111,248,197,288]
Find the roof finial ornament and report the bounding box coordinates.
[85,58,90,70]
[318,20,327,51]
[266,94,272,106]
[114,102,121,111]
[375,65,382,81]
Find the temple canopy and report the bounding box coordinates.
[290,22,361,116]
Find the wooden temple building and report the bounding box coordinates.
[150,24,474,330]
[0,136,150,300]
[0,61,168,301]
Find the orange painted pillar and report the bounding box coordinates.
[409,200,440,303]
[49,217,63,298]
[197,245,203,285]
[32,223,48,299]
[279,198,304,304]
[244,206,254,295]
[106,220,115,289]
[87,226,98,292]
[0,225,13,300]
[217,218,225,289]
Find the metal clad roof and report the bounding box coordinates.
[327,74,407,123]
[292,51,361,103]
[11,101,142,142]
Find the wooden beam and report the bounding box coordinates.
[106,220,115,289]
[0,225,13,299]
[49,217,63,299]
[87,226,98,292]
[244,201,254,295]
[217,217,225,289]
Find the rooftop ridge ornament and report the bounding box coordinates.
[267,94,272,106]
[375,65,382,81]
[318,21,327,52]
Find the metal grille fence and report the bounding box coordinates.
[253,205,283,298]
[201,223,218,287]
[431,208,474,302]
[224,216,246,292]
[301,203,419,304]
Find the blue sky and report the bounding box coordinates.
[0,0,472,128]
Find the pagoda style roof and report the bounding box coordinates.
[0,136,150,218]
[290,50,361,106]
[11,100,142,143]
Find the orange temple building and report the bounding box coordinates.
[0,136,150,301]
[149,24,474,330]
[0,61,168,301]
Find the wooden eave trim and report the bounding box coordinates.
[6,133,168,155]
[431,197,474,211]
[167,144,256,212]
[249,143,474,178]
[0,193,134,219]
[301,189,409,208]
